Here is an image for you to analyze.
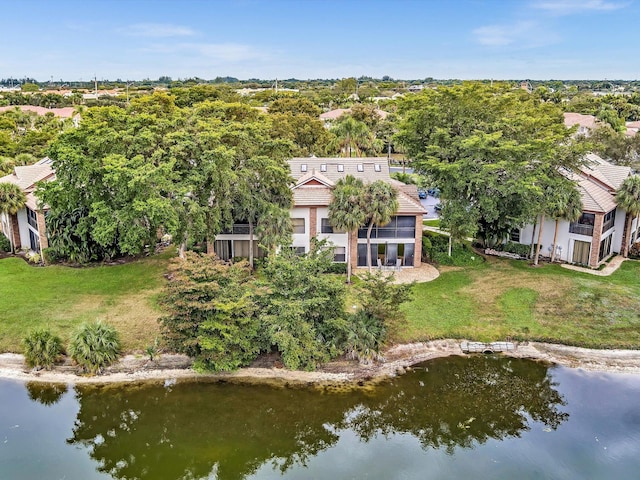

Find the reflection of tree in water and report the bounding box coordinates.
[67,356,567,480]
[340,356,569,454]
[25,382,68,406]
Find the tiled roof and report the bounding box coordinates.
[289,158,425,214]
[289,157,392,184]
[563,112,599,130]
[319,108,389,121]
[576,177,617,213]
[580,153,631,191]
[0,157,55,192]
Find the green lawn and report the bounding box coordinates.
[0,251,173,353]
[423,219,441,227]
[400,256,640,349]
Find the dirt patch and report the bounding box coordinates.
[2,340,640,387]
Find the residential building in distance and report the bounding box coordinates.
[214,157,425,269]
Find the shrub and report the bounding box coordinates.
[22,329,64,370]
[629,242,640,259]
[0,234,11,252]
[344,310,385,364]
[325,262,347,274]
[502,242,531,257]
[69,322,121,374]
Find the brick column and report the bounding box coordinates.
[414,214,422,267]
[309,207,317,239]
[36,210,49,250]
[349,230,358,271]
[589,213,604,267]
[10,214,21,251]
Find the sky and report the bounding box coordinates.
[2,0,639,81]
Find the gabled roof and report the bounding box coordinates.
[0,105,78,119]
[288,157,425,214]
[0,157,55,193]
[563,112,599,131]
[579,153,631,192]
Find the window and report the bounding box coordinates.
[320,164,327,172]
[26,207,38,230]
[321,218,333,234]
[569,212,595,236]
[337,164,344,172]
[300,164,307,172]
[602,209,615,232]
[357,164,364,172]
[292,218,305,234]
[293,246,305,255]
[374,164,381,172]
[358,216,416,239]
[333,247,346,262]
[510,229,521,242]
[599,235,612,261]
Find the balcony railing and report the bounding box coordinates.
[602,218,615,233]
[220,224,253,235]
[569,223,594,236]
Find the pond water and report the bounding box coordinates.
[1,356,640,480]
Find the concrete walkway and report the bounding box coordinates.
[560,255,627,276]
[354,263,440,284]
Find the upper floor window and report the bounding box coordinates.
[26,207,38,230]
[357,164,364,172]
[300,164,308,172]
[602,209,615,232]
[292,218,305,234]
[320,164,327,172]
[337,164,344,172]
[374,164,381,172]
[569,212,595,236]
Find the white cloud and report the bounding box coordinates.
[532,0,628,15]
[473,22,539,46]
[120,23,196,37]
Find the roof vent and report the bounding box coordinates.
[357,164,364,172]
[301,164,308,172]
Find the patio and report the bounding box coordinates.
[355,263,440,284]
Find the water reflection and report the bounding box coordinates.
[65,356,567,480]
[25,381,68,406]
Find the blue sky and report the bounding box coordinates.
[2,0,638,81]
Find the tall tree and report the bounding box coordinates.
[615,175,640,257]
[364,181,398,272]
[397,82,584,247]
[328,175,367,283]
[330,116,370,157]
[0,182,26,253]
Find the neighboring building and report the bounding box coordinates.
[214,157,425,269]
[319,108,389,127]
[563,112,601,137]
[0,158,55,253]
[514,154,638,268]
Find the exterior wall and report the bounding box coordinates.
[16,209,29,249]
[290,207,311,253]
[611,207,627,253]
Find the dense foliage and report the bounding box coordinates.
[69,322,121,374]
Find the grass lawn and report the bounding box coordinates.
[423,219,441,228]
[399,256,640,349]
[0,251,173,353]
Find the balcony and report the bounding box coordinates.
[569,223,594,236]
[220,224,253,235]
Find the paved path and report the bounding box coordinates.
[560,255,627,276]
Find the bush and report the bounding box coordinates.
[22,329,64,370]
[0,234,11,252]
[629,242,640,259]
[502,242,531,257]
[69,322,121,374]
[325,262,347,274]
[344,310,385,364]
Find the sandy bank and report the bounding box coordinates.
[2,341,640,386]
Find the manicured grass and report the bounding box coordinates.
[423,219,441,227]
[0,251,174,353]
[400,257,640,349]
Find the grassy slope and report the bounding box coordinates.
[0,251,173,352]
[400,257,640,349]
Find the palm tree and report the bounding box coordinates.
[331,116,370,157]
[328,175,367,283]
[615,175,640,257]
[0,182,26,253]
[364,181,399,272]
[549,187,582,262]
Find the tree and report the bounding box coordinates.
[615,175,640,257]
[328,175,367,283]
[232,156,293,267]
[330,116,370,157]
[397,82,584,248]
[549,186,582,262]
[0,182,26,253]
[160,253,263,371]
[363,181,398,272]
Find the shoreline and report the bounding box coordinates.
[2,340,640,387]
